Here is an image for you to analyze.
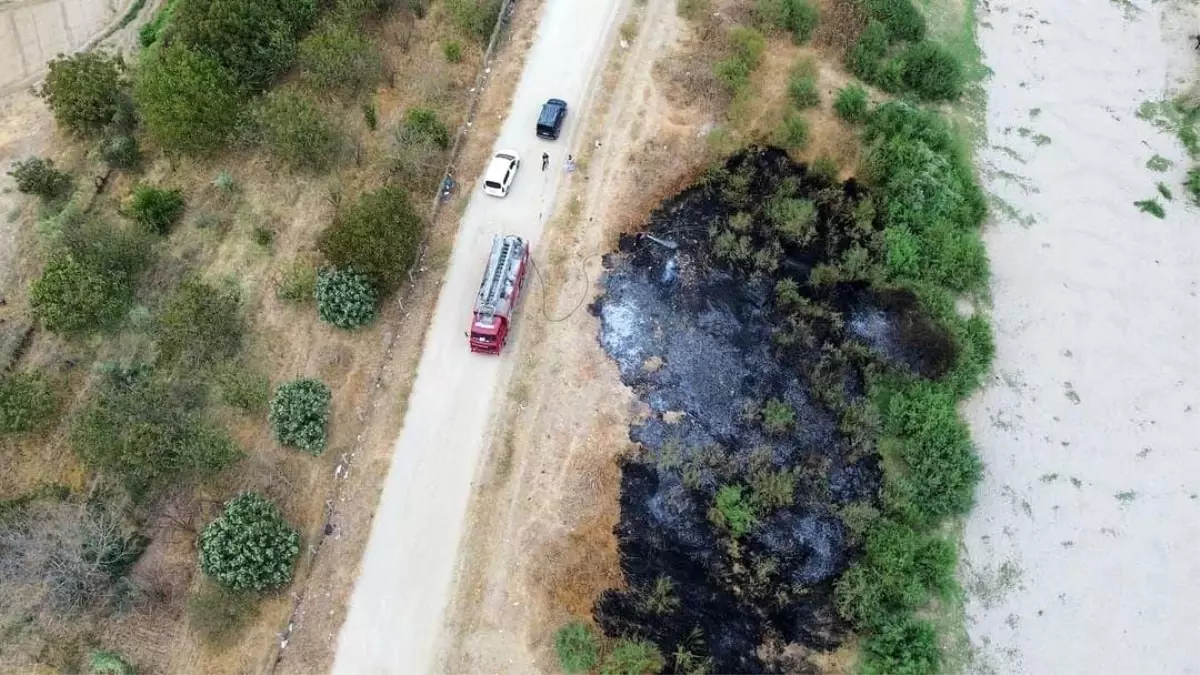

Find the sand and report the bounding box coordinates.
[962,0,1200,672]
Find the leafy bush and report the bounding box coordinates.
[1186,166,1200,205]
[601,638,666,675]
[8,157,72,201]
[846,20,889,80]
[766,196,817,245]
[445,0,501,42]
[714,57,752,96]
[899,40,964,101]
[362,101,378,130]
[199,492,300,590]
[760,397,796,434]
[775,112,810,150]
[787,64,820,109]
[0,372,61,435]
[835,518,955,629]
[834,83,870,123]
[172,0,316,91]
[125,185,185,235]
[298,21,382,98]
[73,368,240,495]
[89,650,135,675]
[255,89,341,171]
[39,52,124,135]
[754,0,819,43]
[444,39,464,63]
[269,378,332,454]
[1134,198,1165,219]
[31,253,129,333]
[155,278,243,366]
[187,583,260,645]
[253,226,275,247]
[709,484,757,537]
[315,267,379,329]
[555,621,600,674]
[215,365,270,412]
[317,186,424,293]
[133,44,242,156]
[861,618,940,675]
[861,0,925,43]
[729,26,766,70]
[101,135,140,170]
[138,0,178,47]
[402,107,451,150]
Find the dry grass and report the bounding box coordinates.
[0,2,510,673]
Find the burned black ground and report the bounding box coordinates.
[591,148,957,673]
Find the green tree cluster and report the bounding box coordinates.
[845,0,963,102]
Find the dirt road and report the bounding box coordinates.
[331,1,622,672]
[962,0,1200,672]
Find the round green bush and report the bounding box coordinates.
[126,185,185,235]
[269,378,332,454]
[861,618,940,675]
[31,252,130,333]
[298,21,382,98]
[8,157,72,201]
[315,267,379,329]
[834,84,870,123]
[101,135,140,170]
[900,40,964,102]
[199,493,300,591]
[133,44,243,157]
[39,52,123,135]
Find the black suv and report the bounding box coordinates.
[536,98,568,140]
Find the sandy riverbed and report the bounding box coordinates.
[962,0,1200,672]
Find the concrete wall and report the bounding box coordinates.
[0,0,133,95]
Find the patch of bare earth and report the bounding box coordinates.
[439,0,880,671]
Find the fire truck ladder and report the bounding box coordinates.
[479,236,514,316]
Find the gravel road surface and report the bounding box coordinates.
[332,1,622,672]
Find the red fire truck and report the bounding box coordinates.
[468,234,530,355]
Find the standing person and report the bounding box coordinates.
[565,154,575,173]
[542,152,549,170]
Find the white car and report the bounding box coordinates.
[483,150,521,197]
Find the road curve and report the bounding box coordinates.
[332,1,622,672]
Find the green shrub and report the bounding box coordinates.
[1134,198,1165,219]
[846,20,889,80]
[881,380,981,522]
[0,372,61,435]
[8,157,72,201]
[155,278,243,366]
[73,368,240,495]
[277,260,318,302]
[101,135,140,169]
[138,0,178,47]
[215,365,270,412]
[172,0,315,92]
[199,492,300,590]
[776,112,810,150]
[729,26,766,70]
[187,583,260,645]
[269,378,332,454]
[1185,166,1200,205]
[133,44,242,156]
[39,52,124,135]
[601,638,666,675]
[125,185,185,235]
[362,101,378,130]
[444,39,464,63]
[760,397,796,434]
[677,0,711,20]
[861,618,940,675]
[31,253,129,333]
[402,107,451,150]
[861,0,925,43]
[253,226,275,247]
[315,267,379,329]
[317,186,424,294]
[298,21,382,98]
[555,621,600,674]
[89,650,135,675]
[810,155,840,182]
[899,40,964,102]
[445,0,501,41]
[709,484,757,537]
[255,89,341,171]
[714,57,752,96]
[787,66,820,109]
[1157,182,1173,201]
[835,518,955,629]
[755,0,819,43]
[834,84,870,123]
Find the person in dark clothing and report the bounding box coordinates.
[542,152,550,170]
